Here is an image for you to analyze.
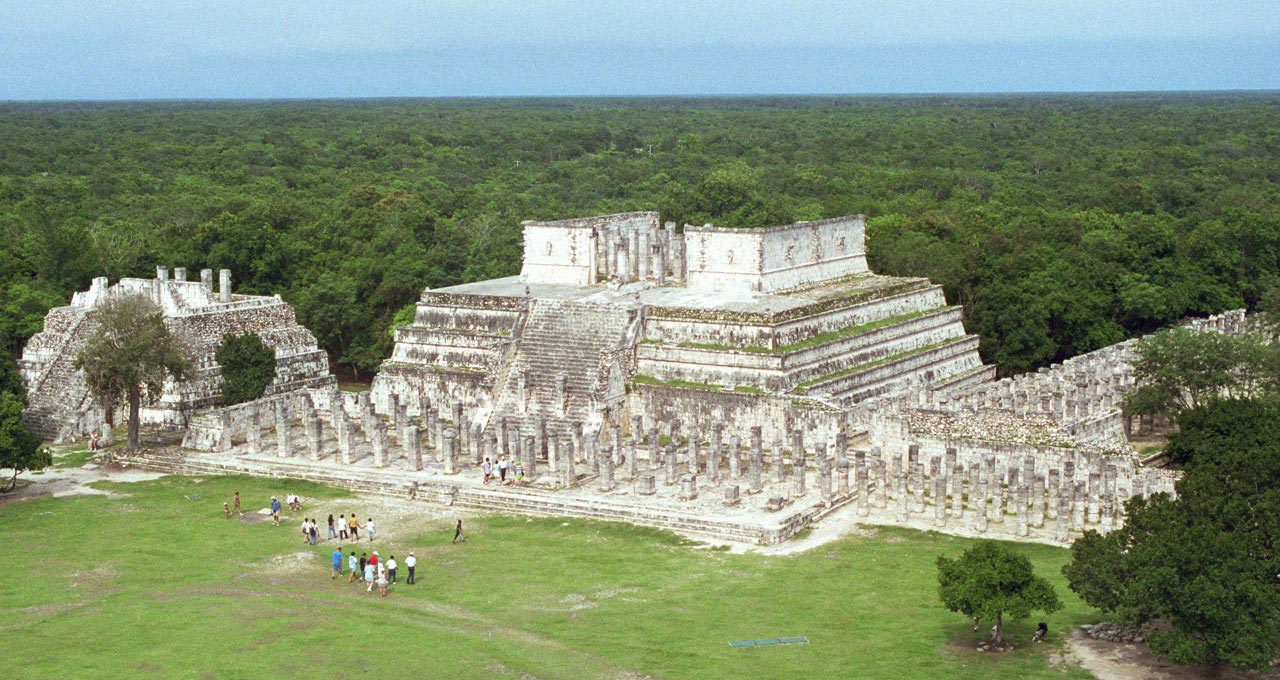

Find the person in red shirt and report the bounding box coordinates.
[369,551,379,570]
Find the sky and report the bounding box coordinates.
[2,1,1278,100]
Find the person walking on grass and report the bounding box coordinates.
[365,517,375,542]
[234,491,242,518]
[364,560,375,593]
[348,551,358,583]
[387,555,397,584]
[358,552,367,583]
[377,561,389,597]
[301,518,310,544]
[453,518,465,544]
[309,519,318,546]
[405,552,416,585]
[223,502,230,519]
[327,514,336,541]
[348,514,359,540]
[332,547,343,579]
[271,496,281,525]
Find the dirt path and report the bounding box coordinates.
[0,461,165,505]
[1063,628,1275,680]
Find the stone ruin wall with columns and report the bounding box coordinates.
[19,266,335,443]
[70,209,1254,546]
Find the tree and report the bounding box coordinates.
[214,333,276,407]
[1125,327,1280,422]
[1063,398,1280,671]
[73,294,192,451]
[937,541,1062,644]
[0,391,48,492]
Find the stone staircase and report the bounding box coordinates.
[22,310,96,441]
[492,298,636,437]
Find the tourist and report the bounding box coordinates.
[270,496,280,525]
[482,457,492,483]
[287,493,300,510]
[498,456,508,483]
[348,551,358,583]
[309,519,319,545]
[369,551,379,572]
[234,490,242,518]
[348,514,360,540]
[363,560,375,592]
[405,552,416,585]
[453,518,465,544]
[365,517,375,542]
[514,460,524,486]
[331,547,343,579]
[88,433,97,452]
[376,561,388,597]
[358,552,367,581]
[327,514,336,540]
[223,502,230,519]
[301,518,310,544]
[387,555,397,584]
[1032,622,1048,643]
[338,514,349,540]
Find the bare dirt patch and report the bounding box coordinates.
[1063,628,1278,680]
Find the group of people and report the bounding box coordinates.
[334,548,416,597]
[480,456,526,486]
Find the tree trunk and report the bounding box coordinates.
[995,612,1004,644]
[127,384,141,451]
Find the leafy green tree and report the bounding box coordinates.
[1064,398,1280,671]
[73,294,192,451]
[937,541,1062,643]
[1125,327,1280,421]
[0,391,48,492]
[214,333,276,406]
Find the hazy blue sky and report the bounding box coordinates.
[2,1,1278,99]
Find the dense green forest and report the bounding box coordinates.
[1,93,1278,388]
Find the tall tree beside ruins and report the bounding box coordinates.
[936,541,1062,644]
[0,391,48,492]
[214,332,276,406]
[73,294,192,451]
[1063,397,1280,671]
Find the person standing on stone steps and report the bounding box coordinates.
[453,518,465,543]
[498,456,509,484]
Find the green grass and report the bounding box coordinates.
[0,475,1098,679]
[51,443,99,469]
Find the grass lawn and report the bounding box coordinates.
[0,475,1098,679]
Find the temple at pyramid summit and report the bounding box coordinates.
[370,211,991,444]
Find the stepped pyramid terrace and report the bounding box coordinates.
[28,212,1250,545]
[19,267,335,443]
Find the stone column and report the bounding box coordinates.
[275,400,291,458]
[680,474,697,500]
[547,433,560,474]
[974,479,989,533]
[664,443,678,485]
[749,426,763,493]
[647,427,660,470]
[817,443,832,503]
[523,436,537,480]
[855,464,869,516]
[305,413,322,460]
[600,446,615,492]
[219,269,232,303]
[687,429,700,476]
[933,476,947,527]
[562,442,577,487]
[1055,491,1071,543]
[339,420,355,465]
[246,404,262,456]
[1016,484,1030,537]
[770,439,785,484]
[728,435,741,480]
[708,425,722,482]
[405,424,422,471]
[894,471,908,521]
[443,429,458,474]
[371,422,387,468]
[950,464,964,518]
[624,437,637,479]
[1031,474,1046,528]
[792,431,806,496]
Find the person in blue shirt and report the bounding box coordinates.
[270,496,281,525]
[331,547,343,579]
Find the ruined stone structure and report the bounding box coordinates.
[67,213,1250,547]
[19,267,335,442]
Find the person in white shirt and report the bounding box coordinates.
[365,518,375,541]
[405,552,417,585]
[387,556,398,584]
